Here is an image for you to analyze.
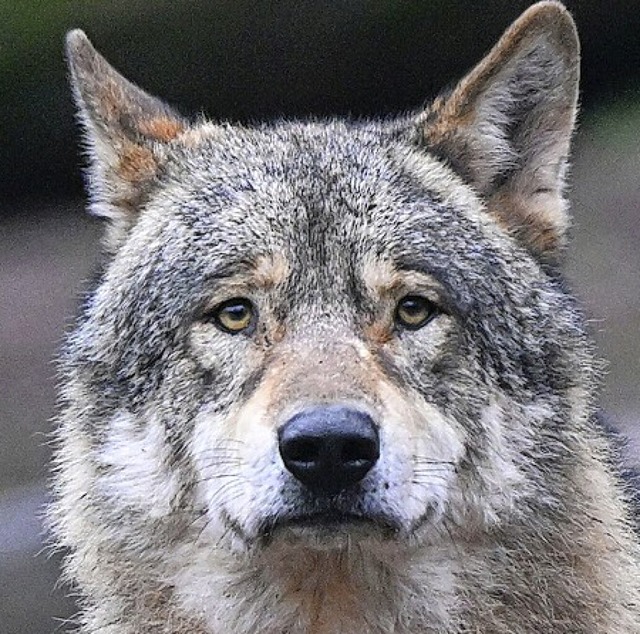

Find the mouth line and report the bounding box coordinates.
[259,510,401,540]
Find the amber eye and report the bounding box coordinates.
[208,298,256,334]
[395,295,437,330]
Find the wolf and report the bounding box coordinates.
[50,2,640,632]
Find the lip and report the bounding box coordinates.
[259,510,401,541]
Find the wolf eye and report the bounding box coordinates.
[395,295,437,330]
[208,298,256,334]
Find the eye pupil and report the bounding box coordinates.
[395,295,436,330]
[401,299,422,315]
[224,305,247,321]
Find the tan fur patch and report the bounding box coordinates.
[363,322,394,346]
[361,256,401,298]
[421,95,473,147]
[361,255,444,299]
[279,552,362,630]
[117,143,158,183]
[179,123,223,147]
[487,189,568,255]
[232,337,387,435]
[138,117,185,141]
[253,253,289,289]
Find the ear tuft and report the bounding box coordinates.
[420,1,580,261]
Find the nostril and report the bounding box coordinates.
[285,438,320,464]
[341,437,378,466]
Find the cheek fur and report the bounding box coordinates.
[96,409,182,517]
[375,379,465,527]
[189,396,285,542]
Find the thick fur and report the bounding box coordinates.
[51,3,640,633]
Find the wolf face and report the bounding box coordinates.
[52,3,640,633]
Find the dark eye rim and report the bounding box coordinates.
[203,297,257,335]
[394,295,439,331]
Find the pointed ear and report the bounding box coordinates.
[420,1,580,260]
[66,30,188,242]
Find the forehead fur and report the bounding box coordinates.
[142,119,499,263]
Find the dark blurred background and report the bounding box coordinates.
[1,1,638,632]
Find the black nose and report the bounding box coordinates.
[278,406,379,495]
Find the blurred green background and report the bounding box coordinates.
[1,1,638,632]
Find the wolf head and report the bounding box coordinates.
[55,2,615,631]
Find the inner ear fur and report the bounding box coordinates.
[66,30,189,244]
[420,1,580,260]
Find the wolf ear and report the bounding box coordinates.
[420,1,580,259]
[66,30,188,243]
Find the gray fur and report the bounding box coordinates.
[51,3,640,633]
